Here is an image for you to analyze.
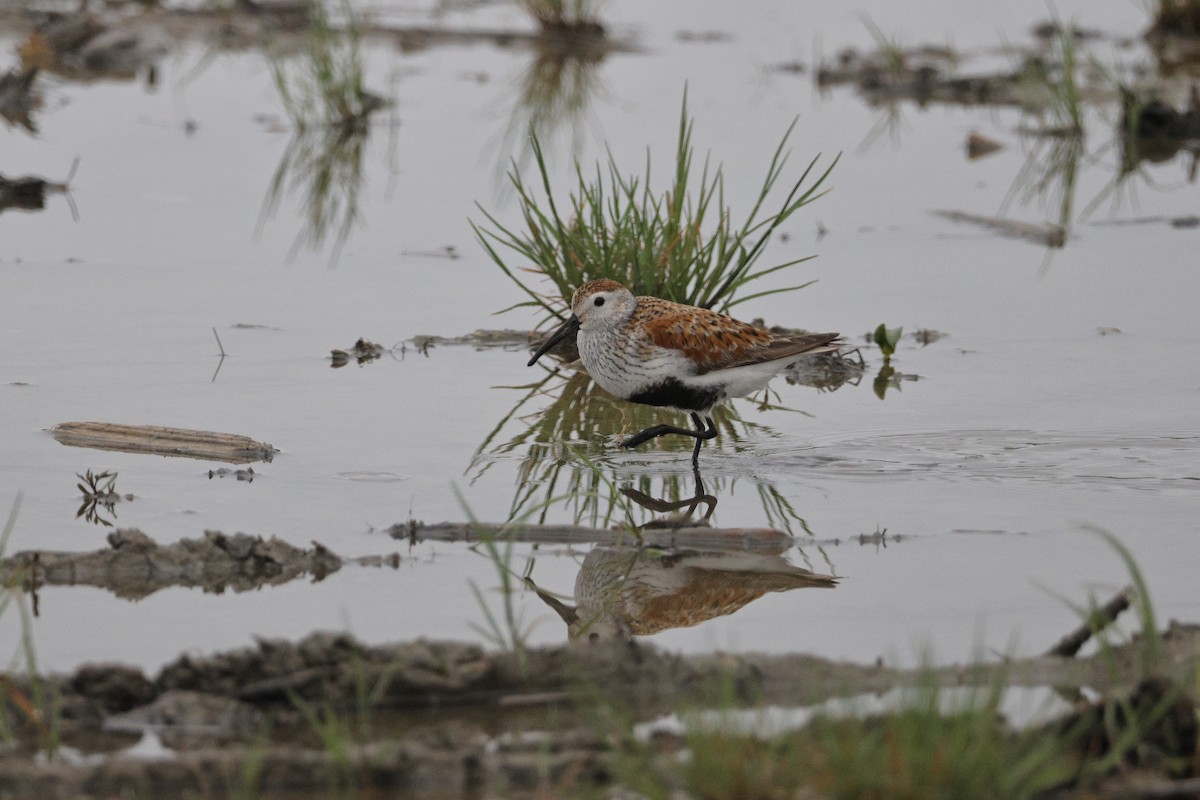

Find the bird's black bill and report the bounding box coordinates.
[526,314,580,367]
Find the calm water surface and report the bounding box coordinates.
[1,0,1197,670]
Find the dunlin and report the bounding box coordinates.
[527,278,840,464]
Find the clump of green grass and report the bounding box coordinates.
[1045,528,1197,783]
[473,93,838,330]
[260,118,372,264]
[617,666,1076,800]
[675,692,1073,800]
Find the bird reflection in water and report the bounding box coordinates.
[527,467,838,642]
[619,466,717,529]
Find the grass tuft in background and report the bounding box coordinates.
[474,92,837,330]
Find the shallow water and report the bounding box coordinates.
[2,0,1198,672]
[638,684,1078,739]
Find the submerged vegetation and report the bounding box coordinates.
[519,0,605,36]
[261,0,391,264]
[821,15,1200,261]
[1018,18,1085,137]
[468,366,846,540]
[497,37,608,179]
[268,1,383,130]
[436,0,606,36]
[474,94,838,329]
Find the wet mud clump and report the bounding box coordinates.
[0,634,696,798]
[329,337,385,367]
[0,529,348,600]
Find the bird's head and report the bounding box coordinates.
[527,279,636,367]
[569,278,636,332]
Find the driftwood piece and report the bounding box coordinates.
[50,422,278,464]
[1045,587,1133,658]
[390,520,793,553]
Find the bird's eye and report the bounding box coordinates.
[594,296,605,307]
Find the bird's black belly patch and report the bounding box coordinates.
[628,378,720,411]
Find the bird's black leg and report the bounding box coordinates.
[620,423,699,449]
[688,413,717,467]
[685,462,717,522]
[621,413,718,458]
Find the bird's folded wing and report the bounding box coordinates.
[641,305,839,373]
[640,305,772,368]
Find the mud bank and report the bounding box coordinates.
[1,625,1197,798]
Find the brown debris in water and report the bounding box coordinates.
[0,68,40,134]
[329,337,385,367]
[912,328,949,346]
[814,44,1032,108]
[207,466,256,482]
[0,163,75,214]
[966,131,1004,159]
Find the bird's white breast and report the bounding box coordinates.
[577,324,694,400]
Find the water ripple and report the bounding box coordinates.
[753,429,1200,492]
